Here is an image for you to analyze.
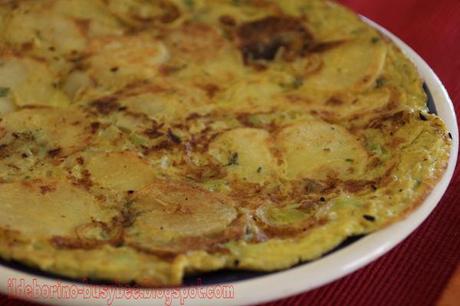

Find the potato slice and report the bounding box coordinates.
[3,1,87,56]
[81,35,169,93]
[0,107,91,156]
[0,56,70,107]
[303,38,387,94]
[115,83,210,123]
[217,79,286,113]
[208,128,279,183]
[52,0,123,37]
[105,0,180,28]
[125,180,237,253]
[0,179,117,239]
[276,119,368,180]
[85,151,156,192]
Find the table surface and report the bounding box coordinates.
[1,1,459,306]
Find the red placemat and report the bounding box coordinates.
[1,1,459,305]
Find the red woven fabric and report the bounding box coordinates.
[1,1,459,305]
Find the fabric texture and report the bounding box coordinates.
[0,0,459,305]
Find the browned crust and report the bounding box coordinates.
[237,16,314,64]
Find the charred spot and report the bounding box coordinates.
[363,214,376,222]
[367,111,410,131]
[51,236,76,249]
[40,184,57,195]
[236,112,279,132]
[89,97,120,115]
[47,148,62,158]
[68,54,88,67]
[47,148,62,157]
[302,179,334,194]
[448,132,452,139]
[299,199,316,208]
[158,1,181,23]
[182,132,214,154]
[167,129,181,144]
[326,96,344,106]
[144,128,164,139]
[76,156,85,165]
[185,159,227,181]
[185,112,208,121]
[90,122,101,134]
[343,180,375,193]
[50,236,104,250]
[237,16,314,65]
[21,42,34,52]
[146,140,174,153]
[71,169,93,190]
[159,64,187,75]
[0,144,8,159]
[419,112,428,121]
[219,15,236,27]
[198,83,220,98]
[74,18,90,35]
[110,66,119,73]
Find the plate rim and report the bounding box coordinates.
[0,17,458,306]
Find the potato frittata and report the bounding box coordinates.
[0,0,451,286]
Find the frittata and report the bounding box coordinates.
[0,0,451,286]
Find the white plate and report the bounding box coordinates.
[0,18,458,306]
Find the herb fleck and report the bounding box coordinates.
[227,152,239,166]
[291,77,304,89]
[375,77,385,88]
[183,0,194,8]
[0,87,10,97]
[280,77,304,90]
